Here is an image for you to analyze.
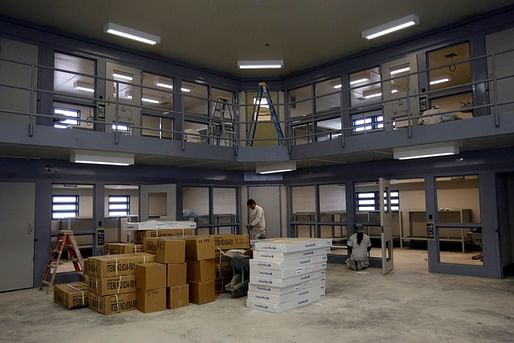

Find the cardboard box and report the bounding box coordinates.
[143,238,157,254]
[136,263,166,290]
[155,238,186,264]
[186,237,215,261]
[187,259,215,282]
[247,283,326,304]
[134,228,194,244]
[249,262,327,279]
[248,276,326,296]
[246,292,322,313]
[54,282,88,309]
[250,254,327,271]
[249,270,326,288]
[252,247,330,262]
[85,253,155,277]
[136,287,166,313]
[167,263,187,287]
[105,243,138,255]
[211,234,250,250]
[88,292,137,315]
[88,275,136,296]
[254,238,332,254]
[167,284,189,309]
[189,280,216,305]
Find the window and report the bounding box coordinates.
[183,81,208,116]
[52,195,79,219]
[53,102,94,129]
[108,195,130,217]
[356,191,399,211]
[142,115,173,139]
[352,111,384,133]
[142,72,173,111]
[428,42,471,91]
[289,85,313,119]
[350,67,382,110]
[53,107,79,129]
[54,53,95,99]
[315,78,341,114]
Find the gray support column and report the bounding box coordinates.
[93,182,105,256]
[37,47,54,126]
[95,59,107,132]
[315,184,320,238]
[341,73,351,145]
[174,77,184,142]
[286,186,293,237]
[33,180,52,287]
[176,185,184,220]
[236,186,242,234]
[208,187,214,235]
[425,176,439,271]
[470,34,490,117]
[345,180,355,235]
[479,172,503,278]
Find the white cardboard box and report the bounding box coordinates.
[250,254,327,271]
[254,238,332,254]
[250,270,326,288]
[246,291,325,313]
[250,262,327,279]
[248,283,326,305]
[248,276,326,296]
[253,247,330,261]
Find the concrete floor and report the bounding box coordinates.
[1,249,514,343]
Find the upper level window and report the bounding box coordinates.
[53,102,94,129]
[350,67,382,110]
[52,195,79,219]
[108,195,130,217]
[315,78,341,115]
[352,110,384,133]
[428,42,471,91]
[142,72,173,112]
[54,53,95,99]
[183,81,208,116]
[289,85,313,119]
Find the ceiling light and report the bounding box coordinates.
[430,77,450,85]
[391,89,399,94]
[349,78,369,86]
[71,150,134,166]
[362,14,419,40]
[156,82,173,89]
[142,97,160,104]
[73,81,95,93]
[256,161,296,175]
[113,72,133,81]
[238,60,284,70]
[390,66,410,75]
[104,22,160,45]
[54,108,78,117]
[363,92,382,99]
[181,87,191,93]
[393,143,459,160]
[333,84,342,89]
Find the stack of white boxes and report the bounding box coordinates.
[247,238,332,313]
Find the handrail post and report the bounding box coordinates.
[115,80,120,145]
[492,53,500,128]
[406,75,413,139]
[28,64,36,137]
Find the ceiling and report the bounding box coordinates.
[1,1,513,77]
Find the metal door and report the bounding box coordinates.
[381,54,419,130]
[379,178,394,275]
[0,182,35,291]
[247,186,283,238]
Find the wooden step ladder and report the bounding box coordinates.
[39,230,86,293]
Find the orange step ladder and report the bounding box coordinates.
[39,230,86,293]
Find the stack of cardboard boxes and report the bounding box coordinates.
[54,282,89,310]
[135,228,194,245]
[105,242,143,254]
[85,253,154,315]
[136,263,167,313]
[186,237,216,304]
[155,238,189,309]
[246,238,331,313]
[212,234,250,293]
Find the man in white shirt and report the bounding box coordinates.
[247,199,266,240]
[346,224,372,271]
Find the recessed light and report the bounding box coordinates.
[73,81,95,93]
[363,92,382,99]
[350,78,369,86]
[430,77,450,85]
[104,22,160,45]
[181,87,191,93]
[390,66,410,75]
[142,97,160,104]
[156,82,173,89]
[391,89,399,94]
[333,84,342,89]
[238,60,283,69]
[362,14,419,40]
[113,72,133,81]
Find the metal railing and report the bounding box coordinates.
[1,46,514,153]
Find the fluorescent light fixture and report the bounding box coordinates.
[391,89,399,94]
[112,72,133,81]
[253,97,270,109]
[54,108,78,117]
[238,60,284,69]
[363,92,382,99]
[394,142,459,160]
[430,77,450,85]
[156,82,173,89]
[333,84,342,89]
[350,78,369,86]
[181,87,191,93]
[112,124,130,131]
[142,97,160,104]
[73,81,95,93]
[256,161,296,175]
[390,66,410,75]
[71,150,134,166]
[362,14,419,40]
[104,22,160,45]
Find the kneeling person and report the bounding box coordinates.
[346,224,372,271]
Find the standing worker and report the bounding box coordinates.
[346,224,372,271]
[247,199,266,240]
